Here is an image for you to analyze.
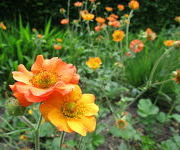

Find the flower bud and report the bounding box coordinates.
[6,98,26,116]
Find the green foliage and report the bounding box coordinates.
[137,99,159,117]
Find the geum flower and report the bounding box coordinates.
[10,55,79,106]
[130,39,144,53]
[40,85,99,136]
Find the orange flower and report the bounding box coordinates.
[0,22,6,30]
[108,21,120,28]
[117,4,125,11]
[175,16,180,23]
[112,30,125,42]
[128,0,139,10]
[95,17,105,24]
[164,40,174,47]
[130,39,144,53]
[37,34,43,38]
[60,19,69,24]
[40,85,99,136]
[116,119,128,129]
[105,7,113,12]
[174,40,180,47]
[74,1,83,7]
[86,57,102,69]
[124,14,129,18]
[145,28,157,41]
[94,24,106,32]
[53,44,62,50]
[107,14,119,22]
[10,55,79,106]
[173,70,180,84]
[89,0,96,2]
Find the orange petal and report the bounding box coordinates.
[44,92,64,107]
[13,92,32,107]
[43,57,62,72]
[55,82,74,95]
[56,62,77,83]
[12,64,33,84]
[71,74,80,84]
[81,116,96,132]
[84,103,99,116]
[40,103,56,121]
[46,106,73,133]
[31,55,44,73]
[67,119,87,136]
[79,94,95,103]
[29,86,53,97]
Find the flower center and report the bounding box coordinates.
[30,71,58,89]
[61,102,85,119]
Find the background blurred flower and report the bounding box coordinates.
[129,0,139,10]
[60,19,69,24]
[130,39,144,53]
[86,57,102,69]
[173,70,180,84]
[74,1,83,7]
[95,17,105,24]
[53,44,62,50]
[81,11,94,21]
[0,22,7,30]
[164,40,174,47]
[112,30,125,42]
[56,38,63,42]
[117,4,125,11]
[145,28,157,41]
[116,119,128,129]
[174,16,180,23]
[105,7,113,12]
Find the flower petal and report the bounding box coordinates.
[46,106,72,133]
[31,55,44,73]
[67,119,87,136]
[12,64,33,84]
[79,94,95,103]
[13,92,32,107]
[81,116,96,132]
[84,103,99,116]
[55,82,74,95]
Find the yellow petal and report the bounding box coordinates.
[79,94,95,103]
[81,116,96,132]
[84,103,99,116]
[47,108,73,133]
[67,119,87,136]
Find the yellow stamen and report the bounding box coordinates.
[30,71,58,89]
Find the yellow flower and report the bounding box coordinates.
[173,70,180,84]
[164,40,174,47]
[53,44,62,50]
[86,57,102,69]
[40,85,99,136]
[56,38,63,42]
[175,16,180,23]
[0,22,7,30]
[112,30,125,42]
[116,119,128,129]
[81,11,94,21]
[128,0,139,10]
[19,135,28,141]
[28,109,33,115]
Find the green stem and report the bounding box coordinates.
[59,132,66,150]
[0,116,15,130]
[125,10,133,51]
[147,48,173,88]
[35,115,42,150]
[19,116,35,129]
[0,128,31,137]
[78,136,84,149]
[105,97,118,119]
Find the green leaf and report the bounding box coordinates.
[171,114,180,123]
[137,99,159,117]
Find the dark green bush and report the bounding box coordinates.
[0,0,180,31]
